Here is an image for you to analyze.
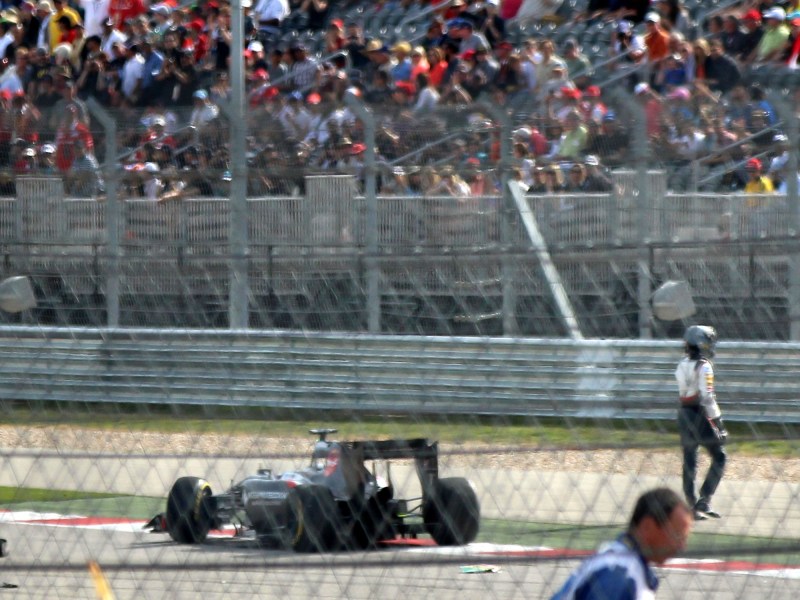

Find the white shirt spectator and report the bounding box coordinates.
[413,86,439,113]
[37,14,52,51]
[80,0,111,38]
[121,52,145,100]
[0,29,15,61]
[190,95,220,129]
[253,0,289,26]
[0,66,23,95]
[277,102,313,140]
[513,0,564,24]
[101,27,127,57]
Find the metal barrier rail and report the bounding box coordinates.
[1,192,791,249]
[0,327,797,423]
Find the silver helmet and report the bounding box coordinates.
[684,325,717,357]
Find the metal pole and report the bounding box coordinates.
[87,98,119,328]
[616,90,653,339]
[772,94,800,340]
[475,102,516,335]
[229,0,249,329]
[344,91,379,332]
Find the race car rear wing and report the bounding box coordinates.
[350,438,438,461]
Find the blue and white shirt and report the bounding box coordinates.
[550,534,659,600]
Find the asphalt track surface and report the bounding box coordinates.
[1,455,799,598]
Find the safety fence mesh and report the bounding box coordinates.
[0,92,799,600]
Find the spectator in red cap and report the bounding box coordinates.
[739,9,764,63]
[744,157,773,195]
[324,18,345,54]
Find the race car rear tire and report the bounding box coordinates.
[166,476,214,544]
[423,477,480,546]
[349,497,391,550]
[286,485,341,553]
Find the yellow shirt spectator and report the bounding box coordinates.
[743,158,774,208]
[49,0,81,50]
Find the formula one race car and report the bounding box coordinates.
[145,429,480,552]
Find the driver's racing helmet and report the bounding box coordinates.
[684,325,717,358]
[311,440,330,470]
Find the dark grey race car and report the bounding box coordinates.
[145,429,480,552]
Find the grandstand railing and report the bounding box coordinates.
[0,191,791,250]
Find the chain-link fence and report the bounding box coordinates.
[1,84,800,599]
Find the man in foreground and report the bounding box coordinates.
[550,487,693,599]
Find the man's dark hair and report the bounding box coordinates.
[628,488,686,528]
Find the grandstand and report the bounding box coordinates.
[0,0,799,340]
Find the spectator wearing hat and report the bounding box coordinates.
[323,18,345,54]
[744,157,774,195]
[644,11,671,62]
[751,7,790,64]
[149,3,174,38]
[190,89,218,130]
[446,17,490,56]
[491,41,521,94]
[739,9,765,63]
[581,85,607,123]
[390,40,413,83]
[586,110,630,167]
[361,40,395,86]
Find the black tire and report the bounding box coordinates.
[166,476,214,544]
[423,477,480,546]
[286,486,341,553]
[349,496,392,550]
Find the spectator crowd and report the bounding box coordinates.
[0,0,796,203]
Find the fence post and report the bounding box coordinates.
[86,98,119,328]
[609,88,652,339]
[477,102,516,336]
[772,93,800,340]
[228,0,249,329]
[344,90,380,333]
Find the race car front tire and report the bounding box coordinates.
[423,477,480,546]
[166,476,214,544]
[286,485,341,553]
